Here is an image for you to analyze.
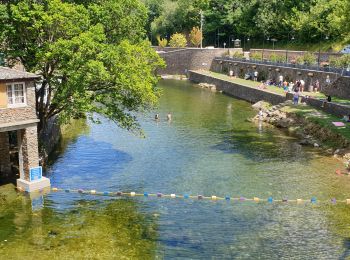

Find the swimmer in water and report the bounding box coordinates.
[167,113,172,121]
[155,114,160,120]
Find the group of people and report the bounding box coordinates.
[155,113,172,121]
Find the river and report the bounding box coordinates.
[1,79,350,259]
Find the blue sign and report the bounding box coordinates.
[30,166,42,181]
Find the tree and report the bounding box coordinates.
[189,26,202,47]
[0,0,165,135]
[169,32,187,47]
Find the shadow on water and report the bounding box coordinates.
[212,127,312,163]
[46,135,133,191]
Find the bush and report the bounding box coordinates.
[156,35,167,48]
[169,33,187,47]
[269,53,285,63]
[329,54,350,68]
[189,27,202,47]
[231,51,244,59]
[303,52,317,65]
[296,52,316,65]
[250,52,262,61]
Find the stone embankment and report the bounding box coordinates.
[251,100,350,159]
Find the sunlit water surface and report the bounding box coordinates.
[1,79,350,259]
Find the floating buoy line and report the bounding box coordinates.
[17,187,350,205]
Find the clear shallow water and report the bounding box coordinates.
[1,79,350,259]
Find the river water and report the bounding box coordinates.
[1,79,350,259]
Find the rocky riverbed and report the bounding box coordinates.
[251,100,350,165]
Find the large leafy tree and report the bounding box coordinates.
[0,0,164,134]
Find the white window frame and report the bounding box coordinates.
[6,82,27,108]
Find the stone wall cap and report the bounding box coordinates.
[0,119,39,132]
[0,66,41,81]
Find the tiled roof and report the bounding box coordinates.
[0,66,40,81]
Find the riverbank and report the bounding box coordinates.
[251,100,350,167]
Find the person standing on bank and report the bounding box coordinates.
[254,70,258,81]
[293,90,300,105]
[167,113,172,121]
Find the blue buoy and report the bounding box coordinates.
[311,197,317,203]
[144,192,148,197]
[65,189,70,193]
[184,194,189,199]
[268,197,273,203]
[225,196,230,201]
[103,192,109,196]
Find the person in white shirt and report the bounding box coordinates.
[253,71,258,81]
[278,75,283,88]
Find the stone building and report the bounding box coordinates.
[0,66,50,192]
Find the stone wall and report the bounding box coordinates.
[188,71,286,105]
[154,47,230,75]
[39,115,61,162]
[19,125,39,181]
[0,81,37,124]
[250,49,343,63]
[211,58,350,99]
[0,132,11,174]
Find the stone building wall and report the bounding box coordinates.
[211,59,350,99]
[0,81,37,124]
[20,125,39,180]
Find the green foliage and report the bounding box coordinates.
[295,52,317,65]
[269,53,285,63]
[329,55,350,68]
[230,51,244,59]
[0,0,165,134]
[156,35,167,47]
[250,52,262,61]
[147,0,350,48]
[189,26,202,47]
[169,33,187,47]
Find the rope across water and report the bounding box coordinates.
[20,187,350,205]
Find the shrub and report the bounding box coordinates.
[269,53,285,63]
[250,52,262,61]
[295,52,316,65]
[302,52,317,65]
[189,27,202,47]
[169,33,187,47]
[231,51,244,59]
[329,54,350,68]
[156,35,167,48]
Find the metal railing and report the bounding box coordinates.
[215,56,350,77]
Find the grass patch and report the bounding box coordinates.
[282,104,350,147]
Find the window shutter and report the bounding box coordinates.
[0,83,7,108]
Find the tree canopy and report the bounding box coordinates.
[145,0,350,48]
[0,0,165,135]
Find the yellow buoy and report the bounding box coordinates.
[346,199,350,205]
[253,197,260,202]
[171,194,176,198]
[211,195,217,200]
[130,192,136,197]
[297,199,303,203]
[90,190,96,194]
[52,188,58,192]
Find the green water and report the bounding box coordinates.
[1,79,350,259]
